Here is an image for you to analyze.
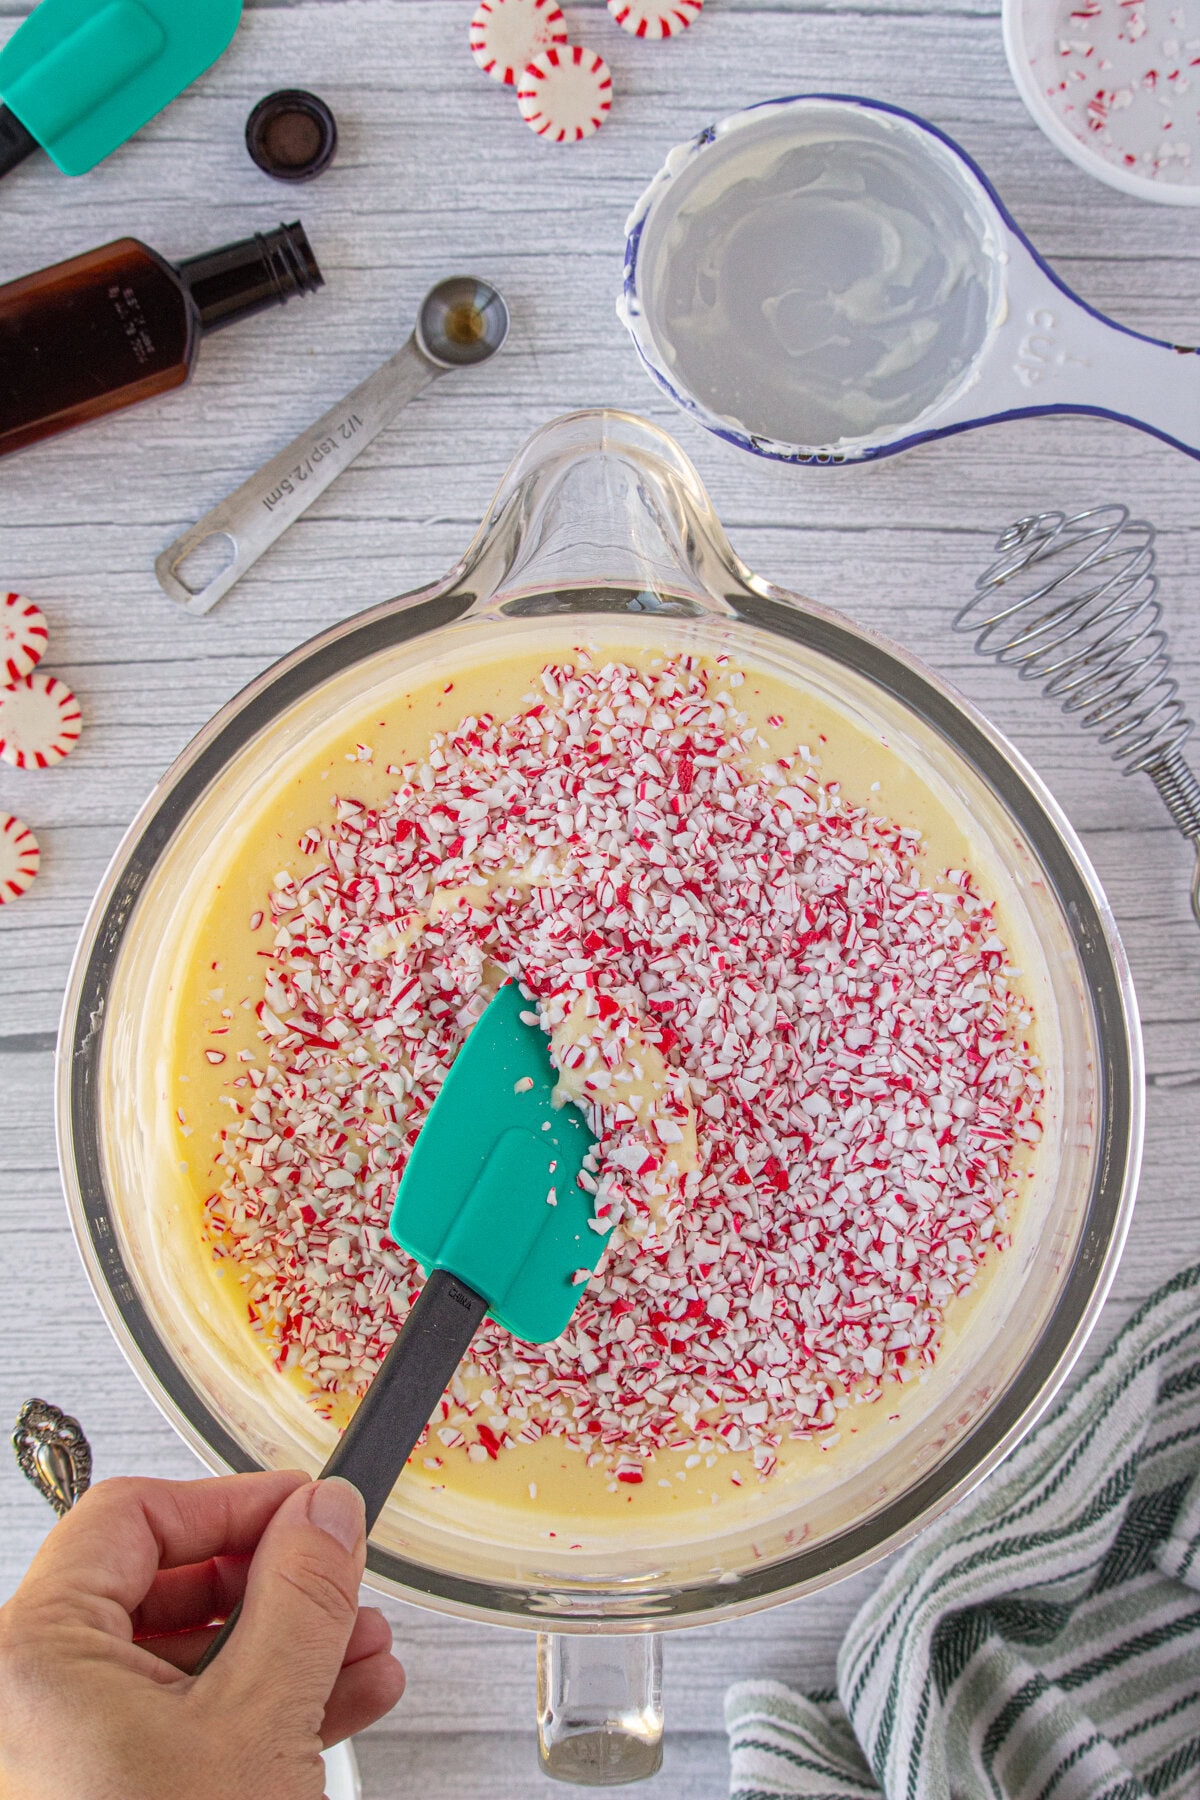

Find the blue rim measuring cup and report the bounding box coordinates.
[619,95,1200,466]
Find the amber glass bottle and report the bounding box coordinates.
[0,222,322,459]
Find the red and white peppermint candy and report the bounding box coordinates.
[1,592,48,685]
[0,813,39,903]
[470,0,567,86]
[518,44,612,143]
[0,673,82,768]
[607,0,702,37]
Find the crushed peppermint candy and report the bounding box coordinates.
[1040,0,1200,183]
[200,654,1042,1481]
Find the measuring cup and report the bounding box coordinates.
[620,96,1200,466]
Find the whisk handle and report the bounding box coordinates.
[1144,751,1200,929]
[1145,750,1200,841]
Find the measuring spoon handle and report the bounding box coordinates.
[156,337,443,615]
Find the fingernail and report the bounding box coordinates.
[308,1477,365,1553]
[363,1605,393,1648]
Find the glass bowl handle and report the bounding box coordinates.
[536,1631,664,1786]
[450,409,759,622]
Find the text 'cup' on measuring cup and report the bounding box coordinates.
[618,95,1200,467]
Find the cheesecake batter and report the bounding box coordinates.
[154,636,1047,1537]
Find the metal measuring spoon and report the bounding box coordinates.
[156,276,510,615]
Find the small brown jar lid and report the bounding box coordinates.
[246,90,338,183]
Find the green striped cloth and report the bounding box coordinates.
[727,1264,1200,1800]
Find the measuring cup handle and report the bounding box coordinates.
[956,280,1200,459]
[1042,305,1198,456]
[155,337,442,614]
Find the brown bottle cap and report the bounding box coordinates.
[245,90,338,183]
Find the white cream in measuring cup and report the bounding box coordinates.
[620,96,1200,464]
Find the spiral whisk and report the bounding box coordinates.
[955,504,1200,927]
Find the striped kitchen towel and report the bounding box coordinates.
[727,1264,1200,1800]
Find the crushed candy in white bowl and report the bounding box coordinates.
[1009,0,1200,200]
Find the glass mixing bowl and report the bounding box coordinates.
[58,411,1142,1784]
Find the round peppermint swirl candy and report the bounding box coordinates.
[470,0,567,86]
[607,0,702,37]
[518,44,613,143]
[1,592,48,685]
[0,673,82,769]
[0,813,39,903]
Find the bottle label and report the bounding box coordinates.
[107,283,157,366]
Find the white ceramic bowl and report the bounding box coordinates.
[322,1743,361,1800]
[1004,0,1200,206]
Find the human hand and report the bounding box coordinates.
[0,1469,405,1800]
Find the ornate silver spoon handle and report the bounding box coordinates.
[12,1398,92,1515]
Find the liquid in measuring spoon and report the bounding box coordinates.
[642,115,1000,450]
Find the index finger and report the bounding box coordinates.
[17,1471,310,1620]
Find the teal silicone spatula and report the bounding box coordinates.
[0,0,243,181]
[193,981,609,1673]
[324,978,608,1519]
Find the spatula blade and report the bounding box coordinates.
[0,0,243,175]
[389,982,609,1344]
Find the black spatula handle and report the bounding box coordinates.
[321,1267,489,1526]
[0,106,37,179]
[192,1269,488,1674]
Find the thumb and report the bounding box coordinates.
[203,1477,367,1727]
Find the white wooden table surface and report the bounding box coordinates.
[0,1,1197,1793]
